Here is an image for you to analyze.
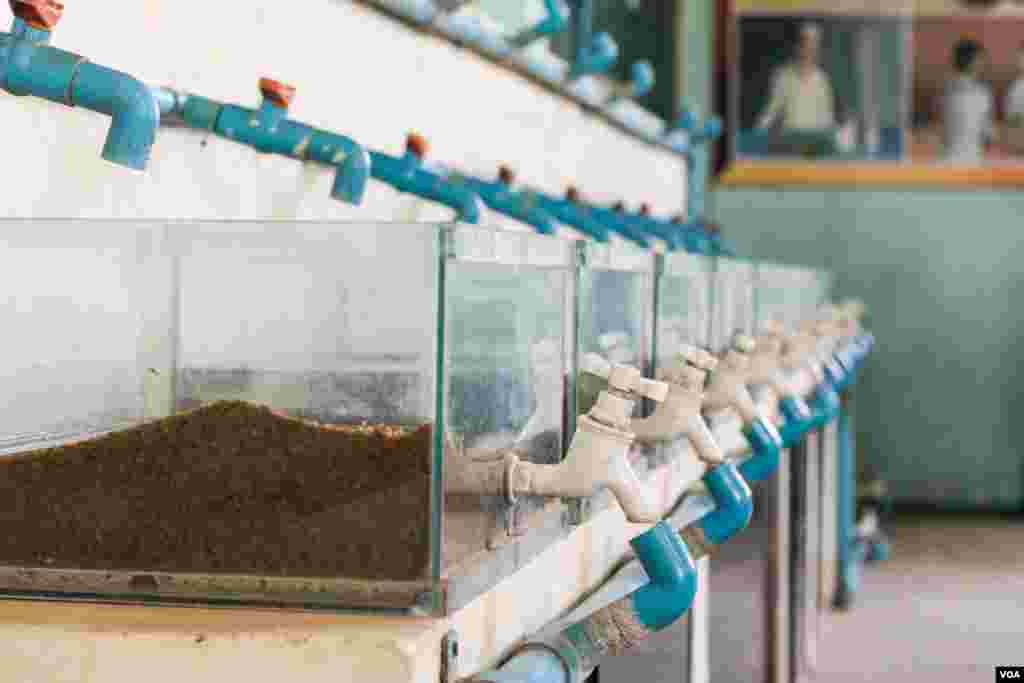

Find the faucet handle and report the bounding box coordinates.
[11,0,63,29]
[258,78,295,109]
[581,355,668,403]
[732,333,756,354]
[406,132,430,160]
[682,346,718,373]
[498,165,516,186]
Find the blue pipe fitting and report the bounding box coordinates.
[568,0,618,79]
[668,103,722,224]
[809,380,841,429]
[161,79,370,204]
[507,0,570,48]
[590,204,651,248]
[778,395,814,447]
[680,462,753,559]
[1,8,159,171]
[454,167,556,234]
[671,215,713,255]
[823,356,849,392]
[368,134,483,223]
[739,416,784,484]
[475,521,697,683]
[607,60,655,104]
[532,189,610,242]
[628,521,699,630]
[636,204,685,250]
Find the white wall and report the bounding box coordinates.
[0,0,685,224]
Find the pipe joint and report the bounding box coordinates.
[738,416,783,483]
[683,462,753,559]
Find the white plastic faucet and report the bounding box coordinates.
[747,320,786,388]
[703,333,761,424]
[509,362,669,523]
[582,348,729,470]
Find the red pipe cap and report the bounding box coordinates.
[565,186,580,202]
[406,133,429,159]
[258,78,295,109]
[498,165,516,185]
[640,203,651,216]
[11,0,63,29]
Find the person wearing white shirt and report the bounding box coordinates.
[941,38,994,164]
[756,23,836,132]
[1006,44,1024,126]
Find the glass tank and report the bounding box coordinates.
[755,262,802,330]
[655,251,714,372]
[576,240,655,420]
[756,263,832,331]
[0,220,574,615]
[711,257,756,353]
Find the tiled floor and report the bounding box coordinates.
[813,513,1024,683]
[597,512,1024,683]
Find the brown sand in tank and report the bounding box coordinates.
[0,401,433,581]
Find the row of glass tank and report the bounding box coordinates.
[0,220,830,615]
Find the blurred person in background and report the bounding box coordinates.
[941,38,995,163]
[756,22,837,132]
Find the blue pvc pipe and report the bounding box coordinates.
[506,0,570,48]
[0,18,159,170]
[369,149,483,223]
[779,395,815,447]
[476,520,696,682]
[835,400,855,608]
[161,90,370,205]
[457,176,556,234]
[568,0,618,79]
[589,206,652,248]
[808,381,841,430]
[530,194,610,242]
[694,462,754,549]
[739,416,784,483]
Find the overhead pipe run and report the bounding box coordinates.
[521,186,610,243]
[368,133,483,223]
[448,166,557,235]
[589,202,651,249]
[0,0,160,171]
[155,78,371,205]
[505,0,571,49]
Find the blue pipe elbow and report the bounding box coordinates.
[681,462,753,558]
[533,194,610,242]
[779,395,814,447]
[629,521,699,630]
[590,206,651,248]
[1,22,158,171]
[572,31,618,79]
[809,381,841,429]
[164,85,369,204]
[739,417,783,484]
[477,520,696,682]
[369,149,483,223]
[461,176,556,234]
[507,0,570,48]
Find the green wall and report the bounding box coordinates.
[712,188,1024,509]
